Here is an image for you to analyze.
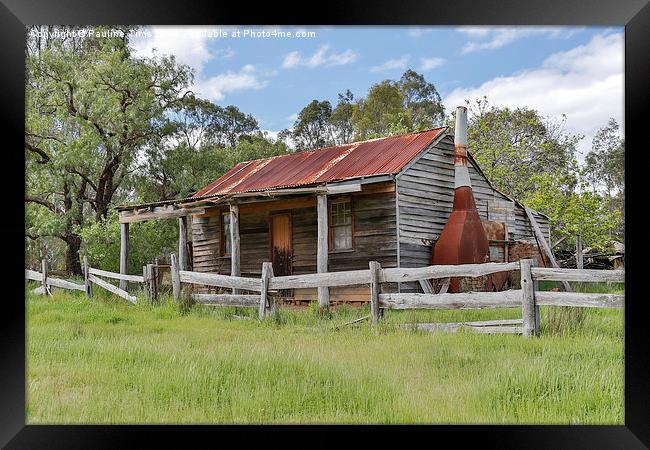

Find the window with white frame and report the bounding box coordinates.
[330,199,353,250]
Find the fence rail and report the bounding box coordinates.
[26,257,152,304]
[378,290,522,310]
[170,255,623,337]
[28,253,625,337]
[88,267,145,283]
[530,267,624,283]
[25,266,85,295]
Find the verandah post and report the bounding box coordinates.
[230,204,241,295]
[316,194,330,312]
[171,252,180,301]
[369,261,381,326]
[178,216,188,271]
[520,258,536,337]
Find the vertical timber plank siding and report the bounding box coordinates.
[240,210,270,277]
[293,190,399,303]
[396,133,550,292]
[191,213,228,275]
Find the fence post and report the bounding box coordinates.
[41,258,52,296]
[259,262,273,320]
[520,259,536,337]
[369,261,381,326]
[171,253,180,301]
[83,256,92,298]
[145,264,154,302]
[142,265,149,300]
[532,261,541,337]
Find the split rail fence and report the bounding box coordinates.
[26,257,160,304]
[27,255,624,337]
[170,255,624,337]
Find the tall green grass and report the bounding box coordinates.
[26,286,623,424]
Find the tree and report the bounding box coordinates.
[583,118,624,236]
[285,100,334,151]
[524,173,622,251]
[220,105,259,148]
[352,80,412,140]
[132,95,263,202]
[398,69,445,130]
[583,118,624,196]
[79,211,178,274]
[330,90,355,145]
[464,97,580,201]
[25,26,193,274]
[282,70,445,147]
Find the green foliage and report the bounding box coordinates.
[25,26,193,273]
[79,212,177,273]
[398,69,445,130]
[465,97,580,201]
[582,118,625,237]
[330,90,355,144]
[287,99,335,150]
[523,173,622,251]
[583,118,625,196]
[282,70,445,149]
[352,80,411,140]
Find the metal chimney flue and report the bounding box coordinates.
[431,106,490,292]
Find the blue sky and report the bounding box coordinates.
[132,26,623,157]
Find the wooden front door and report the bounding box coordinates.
[270,213,292,277]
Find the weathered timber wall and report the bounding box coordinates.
[191,189,399,300]
[396,132,551,292]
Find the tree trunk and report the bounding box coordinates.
[65,233,83,276]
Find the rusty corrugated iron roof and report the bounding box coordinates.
[193,127,447,198]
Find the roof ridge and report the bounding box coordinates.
[193,127,447,198]
[238,126,448,164]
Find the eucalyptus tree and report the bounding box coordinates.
[25,26,193,273]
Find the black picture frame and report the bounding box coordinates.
[2,0,648,447]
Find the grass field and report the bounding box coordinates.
[26,282,624,424]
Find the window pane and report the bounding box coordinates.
[331,201,351,226]
[332,225,352,250]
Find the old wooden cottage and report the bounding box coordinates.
[117,123,551,305]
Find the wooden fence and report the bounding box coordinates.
[27,255,624,336]
[26,257,155,305]
[170,254,624,336]
[25,259,85,296]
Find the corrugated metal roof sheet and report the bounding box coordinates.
[193,127,446,198]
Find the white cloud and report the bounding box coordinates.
[457,26,581,54]
[131,26,271,102]
[194,65,269,101]
[131,26,218,72]
[407,28,434,38]
[420,56,445,71]
[444,32,623,159]
[370,55,410,73]
[213,47,235,59]
[261,129,281,142]
[282,45,358,68]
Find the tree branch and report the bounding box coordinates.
[25,195,56,212]
[25,142,50,164]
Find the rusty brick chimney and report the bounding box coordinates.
[432,106,489,292]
